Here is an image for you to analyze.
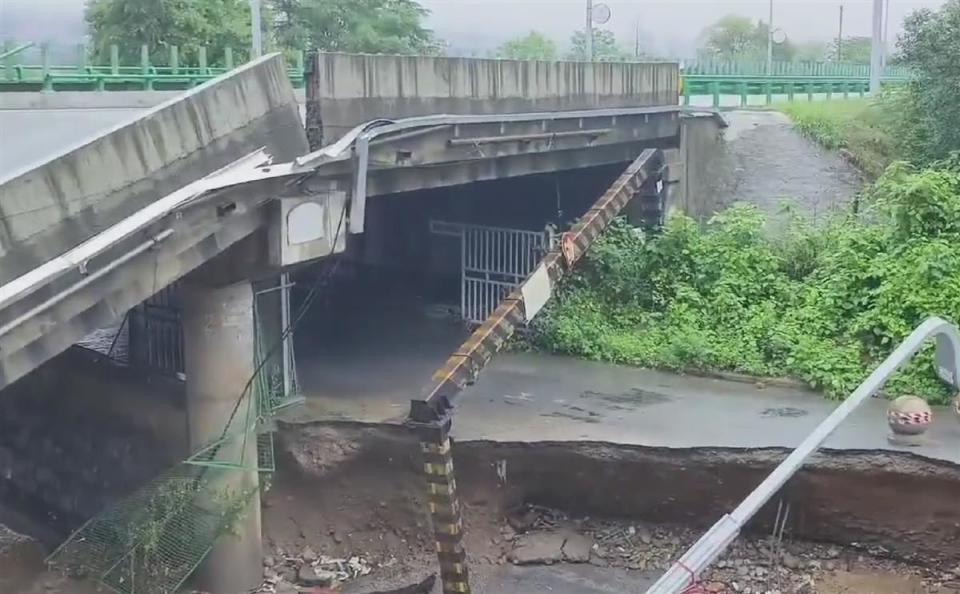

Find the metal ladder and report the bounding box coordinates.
[646,316,960,594]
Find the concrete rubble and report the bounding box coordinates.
[497,504,960,594]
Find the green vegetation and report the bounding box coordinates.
[272,0,440,55]
[567,29,634,62]
[86,0,440,62]
[897,0,960,163]
[534,158,960,404]
[699,15,795,62]
[781,0,959,170]
[86,0,251,64]
[780,99,897,178]
[496,31,558,61]
[829,36,874,64]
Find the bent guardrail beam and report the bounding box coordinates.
[646,316,960,594]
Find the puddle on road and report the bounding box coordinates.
[761,406,810,418]
[579,388,672,407]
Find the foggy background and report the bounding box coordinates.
[0,0,948,58]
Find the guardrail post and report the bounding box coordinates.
[710,81,720,108]
[806,82,814,102]
[170,45,179,74]
[75,43,86,72]
[858,82,865,98]
[225,46,234,69]
[825,82,833,101]
[682,79,690,106]
[764,82,772,105]
[842,82,849,100]
[110,44,119,75]
[786,82,795,103]
[40,42,52,91]
[2,40,12,82]
[199,46,208,76]
[738,82,747,107]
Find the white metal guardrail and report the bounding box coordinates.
[646,316,960,594]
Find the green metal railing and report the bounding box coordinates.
[681,75,908,108]
[0,41,305,91]
[1,41,912,103]
[681,57,912,79]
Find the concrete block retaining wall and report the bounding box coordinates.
[0,349,186,532]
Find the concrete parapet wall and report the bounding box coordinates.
[0,53,307,286]
[309,52,679,140]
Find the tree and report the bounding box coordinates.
[566,29,633,62]
[496,31,558,61]
[273,0,439,55]
[86,0,251,64]
[699,15,793,62]
[700,15,762,59]
[794,41,828,62]
[828,36,872,63]
[894,0,960,160]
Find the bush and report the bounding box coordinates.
[534,160,960,403]
[780,99,897,178]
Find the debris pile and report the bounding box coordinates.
[502,504,960,594]
[258,545,373,593]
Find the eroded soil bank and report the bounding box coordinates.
[259,421,960,593]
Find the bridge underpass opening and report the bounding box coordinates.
[287,164,631,425]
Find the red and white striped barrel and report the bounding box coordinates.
[887,395,933,436]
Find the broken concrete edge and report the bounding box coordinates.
[0,89,309,111]
[0,54,291,184]
[681,107,730,129]
[275,418,960,472]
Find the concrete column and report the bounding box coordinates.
[181,281,262,594]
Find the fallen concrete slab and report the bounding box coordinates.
[0,53,308,390]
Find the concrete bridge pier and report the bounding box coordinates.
[181,280,263,594]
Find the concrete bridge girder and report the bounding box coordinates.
[0,50,721,594]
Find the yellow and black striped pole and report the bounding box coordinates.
[409,149,665,594]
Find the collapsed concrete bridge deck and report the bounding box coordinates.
[0,50,730,594]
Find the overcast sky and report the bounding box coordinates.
[422,0,947,55]
[1,0,949,58]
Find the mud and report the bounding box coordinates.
[275,421,960,571]
[713,111,863,220]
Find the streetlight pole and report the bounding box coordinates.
[250,0,263,58]
[766,0,774,74]
[837,4,844,61]
[881,0,891,68]
[870,0,883,94]
[585,0,594,61]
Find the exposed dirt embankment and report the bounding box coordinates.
[275,421,960,571]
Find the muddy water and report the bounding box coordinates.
[713,111,863,219]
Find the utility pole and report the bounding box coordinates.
[870,0,883,94]
[881,0,891,68]
[766,0,774,74]
[837,4,844,61]
[585,0,594,61]
[250,0,263,58]
[635,18,641,58]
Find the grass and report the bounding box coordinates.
[779,99,898,179]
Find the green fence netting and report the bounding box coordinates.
[48,285,301,594]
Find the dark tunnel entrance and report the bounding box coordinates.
[287,163,628,423]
